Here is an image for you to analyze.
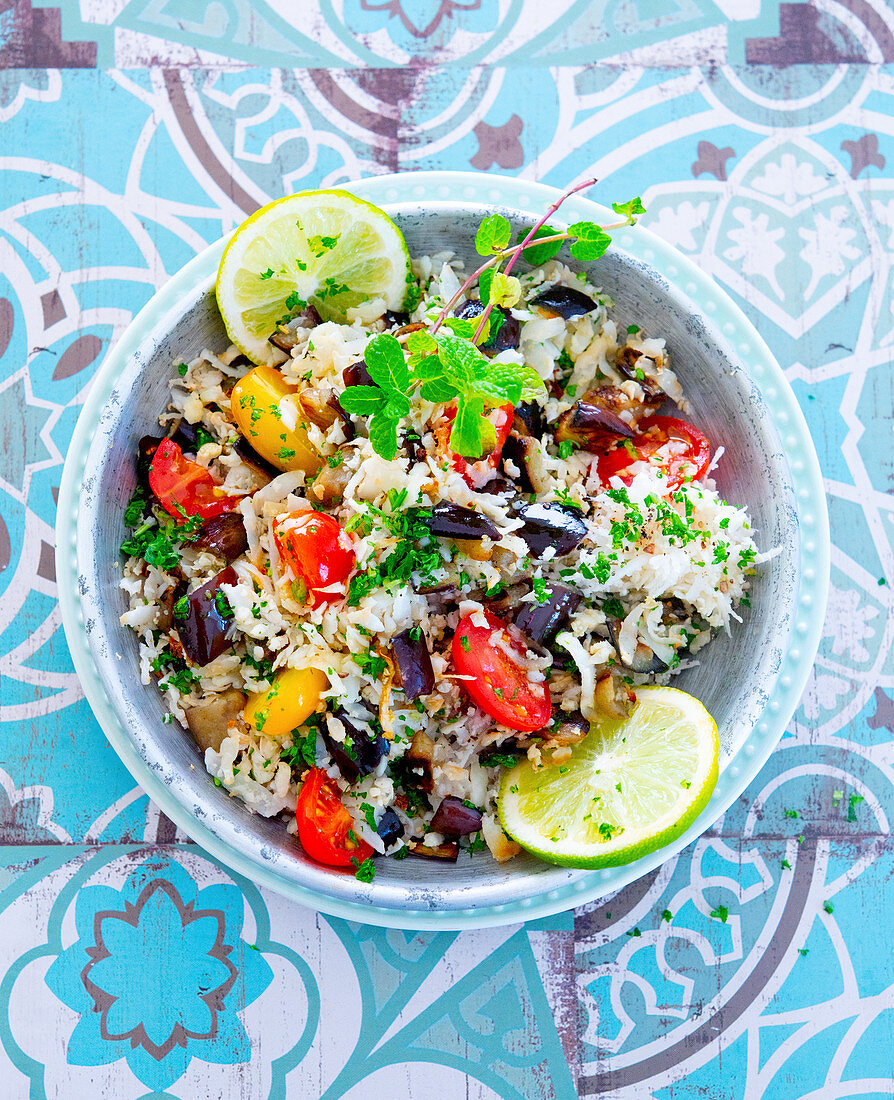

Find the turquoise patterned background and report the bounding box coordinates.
[0,1,892,1096]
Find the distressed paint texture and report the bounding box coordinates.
[0,1,893,1097]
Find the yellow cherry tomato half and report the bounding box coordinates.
[230,365,321,476]
[243,666,328,737]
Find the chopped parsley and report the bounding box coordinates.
[243,652,274,684]
[709,905,729,923]
[466,832,487,854]
[120,499,201,570]
[355,648,387,680]
[281,728,317,770]
[486,752,520,768]
[531,578,550,603]
[351,856,376,883]
[553,488,583,510]
[213,590,233,619]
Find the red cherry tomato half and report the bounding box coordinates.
[273,509,355,606]
[295,768,374,868]
[451,610,553,732]
[148,437,235,520]
[439,402,514,488]
[597,415,711,492]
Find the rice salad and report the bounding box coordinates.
[119,247,767,874]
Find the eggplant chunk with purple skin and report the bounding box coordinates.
[174,566,238,667]
[511,502,588,558]
[513,401,546,438]
[548,710,590,747]
[174,571,235,665]
[401,730,436,793]
[531,285,599,319]
[269,305,322,352]
[554,388,636,454]
[500,433,536,495]
[392,628,435,700]
[514,583,583,643]
[192,512,249,563]
[321,708,388,783]
[427,502,501,542]
[430,795,483,836]
[377,808,405,848]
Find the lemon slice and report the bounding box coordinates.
[498,686,718,868]
[216,190,414,366]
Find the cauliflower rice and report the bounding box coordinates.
[119,251,769,868]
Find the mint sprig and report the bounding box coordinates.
[340,181,645,462]
[431,178,645,345]
[342,329,546,460]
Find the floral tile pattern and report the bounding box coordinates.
[0,2,893,1097]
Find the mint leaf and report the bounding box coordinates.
[441,316,479,338]
[435,332,486,384]
[612,197,646,224]
[517,225,563,266]
[450,394,497,458]
[368,413,399,460]
[567,221,612,261]
[477,361,546,403]
[476,375,522,407]
[406,328,437,360]
[489,271,522,309]
[340,386,388,415]
[384,390,411,418]
[475,214,511,256]
[478,267,494,305]
[364,332,410,395]
[411,354,448,382]
[420,377,460,403]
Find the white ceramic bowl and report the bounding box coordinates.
[57,172,829,929]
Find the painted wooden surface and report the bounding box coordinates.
[0,3,892,1097]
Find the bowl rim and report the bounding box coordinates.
[56,170,829,929]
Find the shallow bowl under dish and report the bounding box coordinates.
[56,172,828,929]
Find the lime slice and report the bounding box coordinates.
[498,686,718,868]
[216,190,413,366]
